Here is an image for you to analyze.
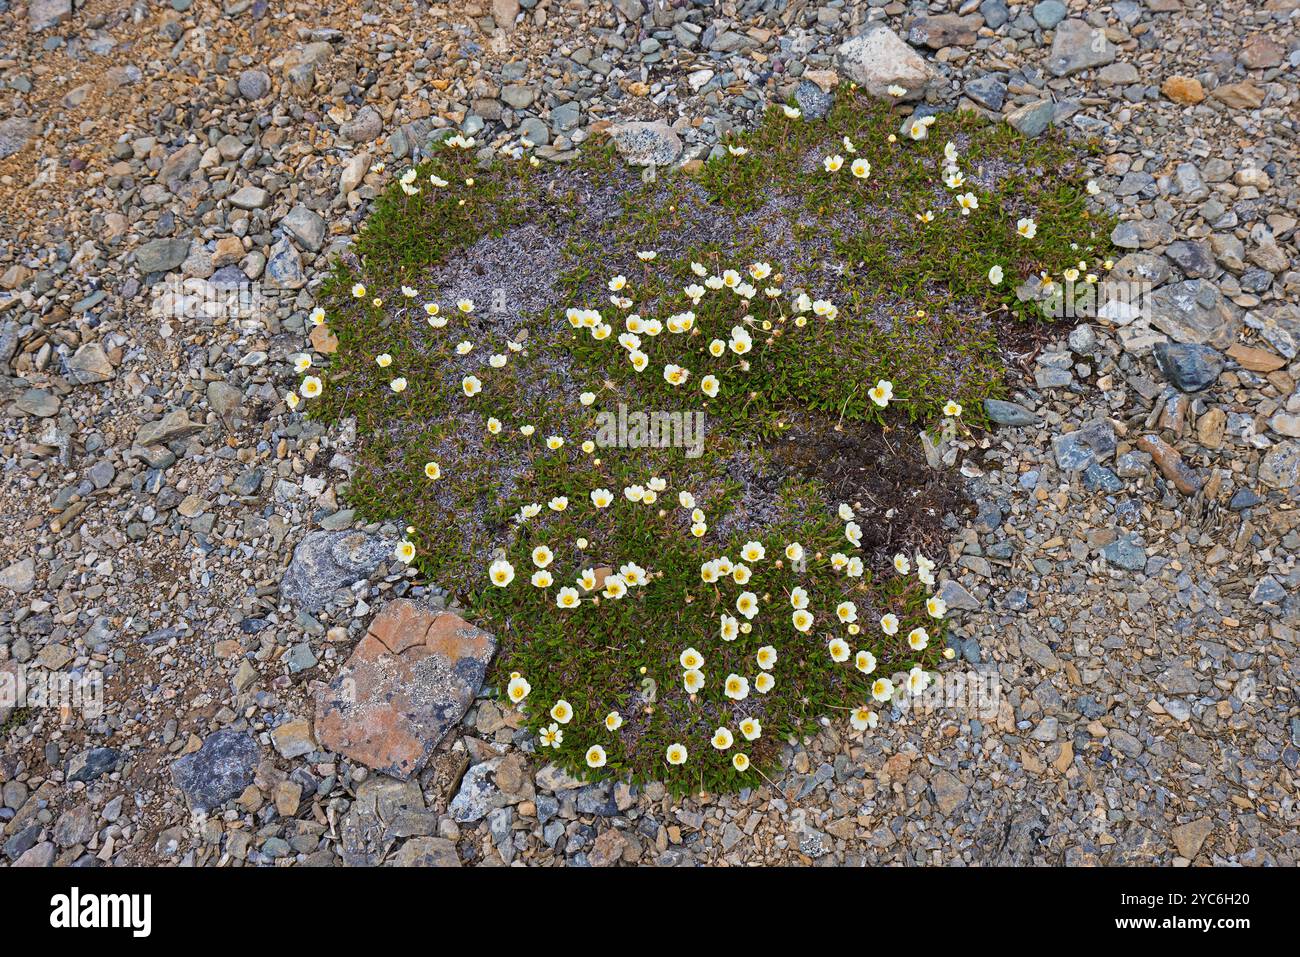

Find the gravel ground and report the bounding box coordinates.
[0,0,1297,867]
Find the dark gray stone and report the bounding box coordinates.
[169,729,258,811]
[984,398,1039,426]
[281,530,394,611]
[1153,342,1223,392]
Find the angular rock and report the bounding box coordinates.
[29,0,71,32]
[136,238,190,274]
[836,26,935,102]
[1259,442,1299,490]
[282,204,327,252]
[1171,818,1213,859]
[135,409,202,448]
[1137,434,1203,494]
[607,121,681,167]
[281,530,394,610]
[315,600,496,779]
[390,836,461,867]
[169,729,259,811]
[1152,342,1223,392]
[341,105,383,143]
[1213,81,1265,110]
[1147,279,1240,349]
[930,770,969,815]
[1052,420,1116,472]
[67,747,122,783]
[0,117,34,160]
[0,557,35,594]
[68,342,115,384]
[794,80,833,120]
[1005,100,1055,137]
[964,75,1007,111]
[339,774,424,866]
[1161,75,1205,105]
[907,14,980,50]
[1047,20,1116,77]
[984,398,1039,426]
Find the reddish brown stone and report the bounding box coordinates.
[1137,434,1203,495]
[315,600,495,779]
[1227,343,1286,373]
[1161,75,1205,105]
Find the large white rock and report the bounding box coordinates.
[835,26,935,102]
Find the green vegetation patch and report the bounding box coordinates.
[304,90,1109,794]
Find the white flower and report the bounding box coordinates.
[785,542,804,563]
[666,743,688,765]
[836,601,858,624]
[781,104,801,118]
[828,638,850,662]
[988,264,1004,285]
[792,609,814,633]
[1017,217,1038,239]
[590,488,613,508]
[754,672,774,694]
[735,591,759,620]
[855,650,876,675]
[389,377,407,393]
[756,646,777,670]
[823,154,844,173]
[720,614,739,642]
[300,376,323,398]
[531,545,554,569]
[944,400,963,417]
[851,158,871,179]
[738,718,761,741]
[868,379,893,407]
[530,569,553,588]
[395,541,416,564]
[507,675,531,704]
[556,587,580,609]
[550,699,573,724]
[956,192,979,215]
[880,613,899,636]
[711,727,734,750]
[488,559,515,587]
[683,669,705,694]
[585,745,607,768]
[908,627,930,651]
[723,674,749,701]
[679,647,704,671]
[462,375,482,397]
[871,678,895,702]
[927,595,947,618]
[892,554,910,575]
[605,711,623,731]
[733,753,750,771]
[539,723,562,747]
[908,666,932,696]
[849,707,878,732]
